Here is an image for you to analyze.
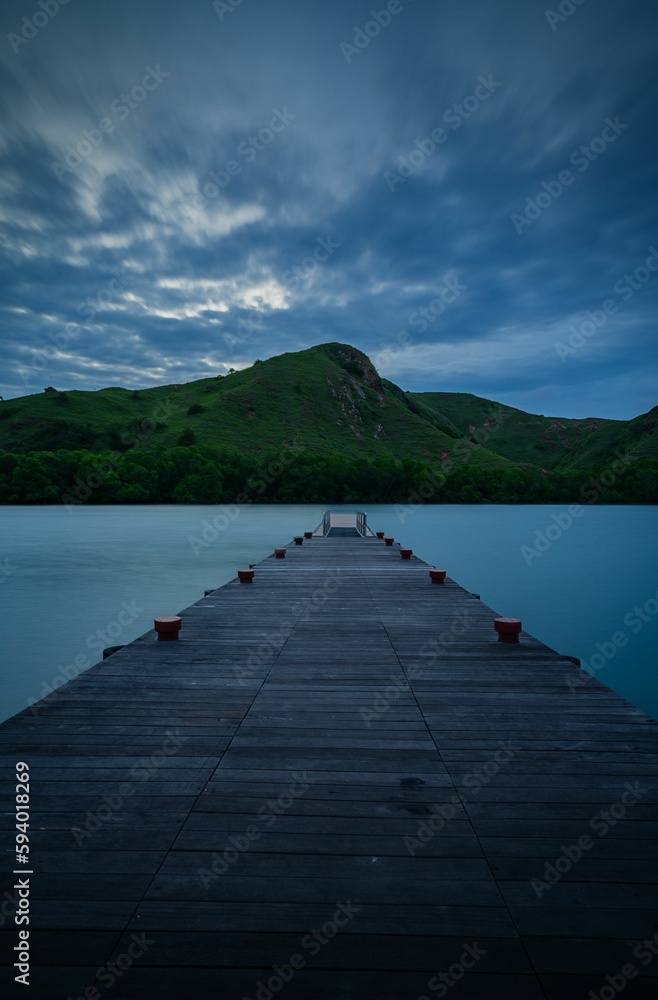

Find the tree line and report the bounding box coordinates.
[0,446,656,506]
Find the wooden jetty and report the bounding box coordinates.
[1,516,658,999]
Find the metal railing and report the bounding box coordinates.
[321,510,368,536]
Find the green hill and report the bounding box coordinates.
[412,392,658,473]
[0,344,510,468]
[0,342,656,504]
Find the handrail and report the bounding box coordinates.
[321,510,368,536]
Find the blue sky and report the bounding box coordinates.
[0,0,656,419]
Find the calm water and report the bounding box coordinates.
[1,504,657,723]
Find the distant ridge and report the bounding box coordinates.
[1,342,656,475]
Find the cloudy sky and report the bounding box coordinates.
[0,0,656,419]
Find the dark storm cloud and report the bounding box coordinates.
[0,0,656,418]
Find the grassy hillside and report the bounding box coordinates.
[1,342,656,477]
[412,392,658,472]
[0,344,510,470]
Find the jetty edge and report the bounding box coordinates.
[1,513,658,998]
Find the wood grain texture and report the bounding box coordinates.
[2,533,657,999]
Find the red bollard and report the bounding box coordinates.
[376,531,385,539]
[400,548,413,560]
[304,531,313,539]
[154,616,182,642]
[238,569,255,584]
[274,548,286,559]
[294,536,304,546]
[429,569,447,584]
[494,617,522,643]
[384,537,394,547]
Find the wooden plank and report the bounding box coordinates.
[0,967,549,1000]
[1,531,657,998]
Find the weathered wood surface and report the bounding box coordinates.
[1,533,658,998]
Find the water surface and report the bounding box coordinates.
[1,503,656,723]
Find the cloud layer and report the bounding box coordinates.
[1,0,657,418]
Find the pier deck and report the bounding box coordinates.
[1,532,658,998]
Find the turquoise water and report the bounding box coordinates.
[1,504,657,723]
